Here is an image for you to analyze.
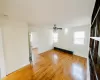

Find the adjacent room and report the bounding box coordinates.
[0,0,99,80]
[28,25,89,80]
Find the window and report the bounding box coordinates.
[64,28,68,34]
[74,31,85,45]
[53,32,58,43]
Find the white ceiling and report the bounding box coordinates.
[0,0,95,27]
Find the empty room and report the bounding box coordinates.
[0,0,100,80]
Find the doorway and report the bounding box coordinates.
[30,32,39,54]
[32,48,39,55]
[29,32,39,64]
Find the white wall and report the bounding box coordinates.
[0,28,6,78]
[1,20,29,74]
[29,27,53,53]
[54,25,90,58]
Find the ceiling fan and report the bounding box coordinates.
[53,24,62,32]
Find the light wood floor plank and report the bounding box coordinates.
[3,49,87,80]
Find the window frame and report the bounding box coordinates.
[73,31,85,45]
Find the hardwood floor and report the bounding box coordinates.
[3,50,87,80]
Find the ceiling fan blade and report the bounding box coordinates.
[57,28,62,30]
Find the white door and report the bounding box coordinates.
[0,28,6,78]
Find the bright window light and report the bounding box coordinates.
[53,32,58,43]
[74,31,85,45]
[30,32,33,42]
[65,28,68,34]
